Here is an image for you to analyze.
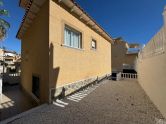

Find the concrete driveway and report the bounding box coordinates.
[3,79,165,124]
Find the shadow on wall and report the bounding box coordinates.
[49,43,61,103]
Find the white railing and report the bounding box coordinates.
[121,73,137,79]
[8,73,20,77]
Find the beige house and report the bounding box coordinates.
[17,0,113,103]
[111,37,139,72]
[0,48,21,73]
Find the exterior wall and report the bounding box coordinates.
[137,25,166,118]
[0,49,4,60]
[111,43,126,72]
[125,54,137,65]
[49,0,112,89]
[112,42,137,72]
[21,2,49,103]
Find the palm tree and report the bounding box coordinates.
[0,0,10,41]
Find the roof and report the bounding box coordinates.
[0,48,17,54]
[114,37,140,49]
[17,0,114,43]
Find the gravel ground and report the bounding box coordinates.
[6,79,165,124]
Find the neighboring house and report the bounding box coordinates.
[111,37,140,73]
[0,48,21,73]
[17,0,113,103]
[0,48,21,85]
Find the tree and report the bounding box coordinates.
[0,0,10,41]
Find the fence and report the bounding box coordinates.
[121,73,137,79]
[139,26,166,59]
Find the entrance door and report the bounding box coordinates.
[32,75,40,99]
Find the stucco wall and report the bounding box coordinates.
[125,54,137,65]
[111,43,126,72]
[137,26,166,118]
[21,2,49,103]
[49,0,112,88]
[112,43,137,72]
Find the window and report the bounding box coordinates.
[91,39,97,49]
[64,25,82,49]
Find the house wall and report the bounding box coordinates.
[111,43,126,72]
[21,2,49,103]
[112,42,137,72]
[124,54,137,65]
[137,25,166,118]
[49,0,112,89]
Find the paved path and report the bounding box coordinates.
[3,79,165,124]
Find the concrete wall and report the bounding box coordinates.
[49,0,112,88]
[21,2,49,103]
[137,25,166,117]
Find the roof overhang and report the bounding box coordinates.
[60,0,113,43]
[17,0,46,39]
[19,0,30,9]
[17,0,114,43]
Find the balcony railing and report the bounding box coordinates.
[121,73,138,79]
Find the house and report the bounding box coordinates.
[0,48,21,73]
[111,37,140,73]
[17,0,113,103]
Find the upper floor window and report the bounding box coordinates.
[64,25,82,49]
[91,39,97,50]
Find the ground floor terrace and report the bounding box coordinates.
[1,79,165,124]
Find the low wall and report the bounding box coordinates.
[137,26,166,118]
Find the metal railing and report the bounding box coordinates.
[121,73,138,79]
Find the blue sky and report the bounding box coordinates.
[1,0,24,53]
[1,0,166,53]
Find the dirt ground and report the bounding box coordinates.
[3,79,165,124]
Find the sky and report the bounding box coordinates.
[1,0,24,53]
[1,0,166,53]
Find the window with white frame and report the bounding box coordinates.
[64,25,82,49]
[91,39,97,49]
